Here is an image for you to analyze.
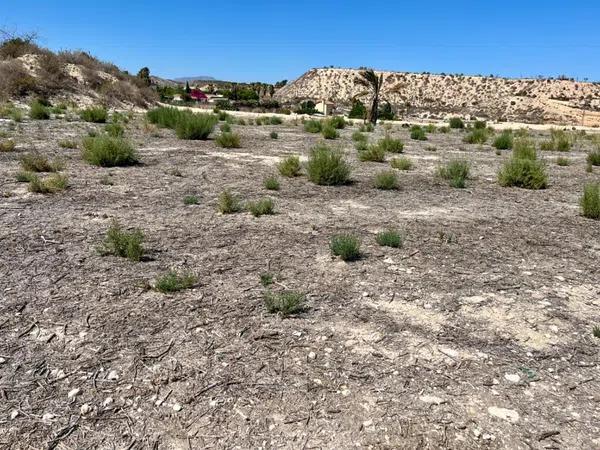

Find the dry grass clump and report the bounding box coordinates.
[0,139,15,152]
[216,132,241,148]
[264,291,305,316]
[330,234,361,261]
[306,145,351,185]
[373,170,399,190]
[498,143,548,190]
[278,155,302,177]
[218,190,242,214]
[28,173,69,194]
[580,183,600,219]
[155,271,197,293]
[247,198,275,217]
[98,220,144,261]
[437,159,470,188]
[390,156,413,170]
[82,136,138,167]
[80,106,108,123]
[20,153,61,172]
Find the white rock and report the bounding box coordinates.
[363,419,373,427]
[107,370,119,380]
[0,357,6,364]
[440,347,459,358]
[173,403,182,412]
[80,404,92,415]
[488,406,520,423]
[102,397,114,407]
[483,433,495,441]
[420,395,445,405]
[41,413,55,423]
[68,388,81,399]
[473,428,481,438]
[313,378,322,385]
[10,410,19,420]
[504,373,521,383]
[308,351,316,360]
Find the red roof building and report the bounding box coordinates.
[190,89,208,102]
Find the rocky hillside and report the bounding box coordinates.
[0,37,157,108]
[276,68,600,126]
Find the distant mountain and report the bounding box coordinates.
[174,76,216,82]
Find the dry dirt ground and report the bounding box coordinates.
[0,115,599,449]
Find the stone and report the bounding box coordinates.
[488,406,520,423]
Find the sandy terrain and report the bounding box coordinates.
[0,115,599,449]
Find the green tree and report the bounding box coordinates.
[137,67,151,86]
[354,69,384,124]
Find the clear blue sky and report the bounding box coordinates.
[2,1,599,83]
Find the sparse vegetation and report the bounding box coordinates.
[540,129,572,152]
[449,117,465,129]
[20,153,60,172]
[390,156,413,170]
[29,100,50,120]
[147,107,217,140]
[330,234,361,261]
[358,144,386,162]
[218,190,242,214]
[82,136,138,167]
[321,125,339,139]
[264,291,305,316]
[376,229,404,248]
[216,132,241,148]
[580,183,600,219]
[464,128,488,144]
[155,270,197,293]
[270,131,278,139]
[105,123,124,137]
[410,126,427,141]
[260,272,274,286]
[278,155,301,177]
[306,145,351,185]
[183,195,199,205]
[98,220,144,261]
[587,148,600,166]
[0,139,15,152]
[304,119,322,133]
[498,157,548,190]
[247,197,275,217]
[352,131,367,142]
[58,139,78,149]
[378,136,404,153]
[264,176,280,190]
[437,159,470,188]
[28,173,69,194]
[374,170,399,190]
[80,106,108,123]
[556,156,571,166]
[493,131,513,150]
[512,138,538,160]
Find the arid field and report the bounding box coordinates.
[1,111,599,449]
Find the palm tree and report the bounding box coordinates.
[354,69,384,124]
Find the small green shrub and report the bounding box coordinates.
[374,170,399,190]
[439,126,450,134]
[587,148,600,166]
[155,270,197,293]
[247,197,275,217]
[20,154,60,172]
[512,138,538,160]
[410,126,427,141]
[449,117,465,129]
[0,139,15,152]
[464,128,488,144]
[183,195,199,205]
[80,106,108,123]
[264,291,305,316]
[29,100,50,120]
[437,159,470,188]
[352,131,367,142]
[473,120,487,129]
[278,155,301,177]
[176,113,218,140]
[321,125,339,140]
[498,158,548,189]
[218,190,242,214]
[326,116,346,129]
[359,122,375,133]
[358,144,386,162]
[376,229,404,248]
[105,123,124,137]
[270,131,278,139]
[540,129,572,152]
[220,122,231,133]
[304,120,322,133]
[28,173,68,194]
[82,136,138,167]
[556,157,571,166]
[424,124,437,133]
[306,145,351,185]
[16,171,35,182]
[580,183,600,219]
[58,139,78,149]
[378,136,404,153]
[269,116,283,125]
[216,132,241,148]
[99,220,144,261]
[260,272,274,286]
[330,234,361,261]
[264,176,280,190]
[390,156,413,170]
[493,132,513,150]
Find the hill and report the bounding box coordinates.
[0,36,157,107]
[275,68,600,126]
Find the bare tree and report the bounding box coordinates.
[354,69,384,124]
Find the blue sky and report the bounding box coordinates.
[2,1,599,83]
